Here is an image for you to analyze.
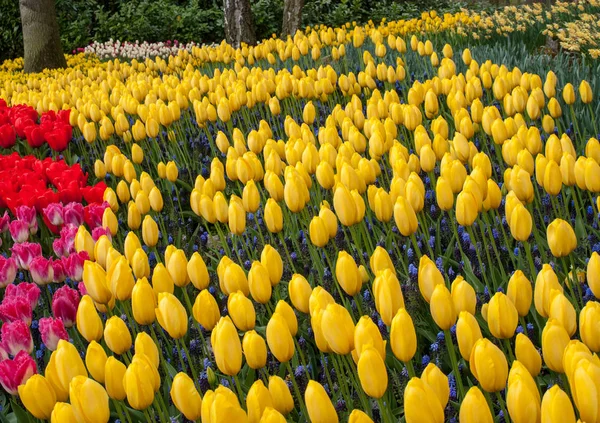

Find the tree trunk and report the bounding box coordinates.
[282,0,304,37]
[223,0,256,48]
[19,0,66,73]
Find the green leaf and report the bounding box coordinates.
[10,402,32,423]
[164,360,179,379]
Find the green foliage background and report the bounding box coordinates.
[0,0,481,63]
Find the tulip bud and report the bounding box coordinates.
[357,345,388,398]
[421,363,449,408]
[404,377,445,423]
[349,409,374,423]
[418,255,445,303]
[211,317,243,377]
[373,269,405,326]
[228,291,256,331]
[390,307,417,362]
[459,386,494,423]
[430,284,456,330]
[354,316,385,360]
[541,318,570,373]
[587,252,600,298]
[167,248,189,287]
[18,375,56,419]
[547,289,577,336]
[534,264,562,317]
[246,380,273,423]
[335,251,362,296]
[450,276,476,315]
[487,292,518,339]
[507,270,532,317]
[132,277,156,326]
[268,376,294,415]
[75,226,95,260]
[305,381,338,423]
[141,215,159,247]
[547,218,577,257]
[243,330,267,370]
[261,245,283,286]
[104,316,132,355]
[266,312,295,363]
[562,83,575,105]
[187,252,209,291]
[134,332,159,369]
[85,341,108,384]
[76,295,103,343]
[123,356,157,410]
[515,333,541,377]
[166,161,178,182]
[541,385,576,423]
[393,196,418,236]
[54,340,88,396]
[470,338,508,392]
[156,293,188,339]
[456,311,482,361]
[170,373,202,420]
[107,256,135,301]
[289,274,312,314]
[264,198,283,233]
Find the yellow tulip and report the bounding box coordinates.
[430,284,456,330]
[268,375,294,415]
[76,295,104,342]
[357,345,388,398]
[456,311,482,361]
[104,357,127,400]
[212,317,242,376]
[228,291,256,331]
[305,381,338,423]
[404,377,444,423]
[171,373,203,420]
[104,316,132,355]
[321,303,355,355]
[547,218,577,257]
[459,387,494,423]
[335,251,362,296]
[469,338,508,392]
[515,333,542,377]
[541,318,570,373]
[487,292,518,339]
[541,385,576,423]
[155,293,188,339]
[261,245,283,286]
[266,312,295,363]
[450,275,476,315]
[507,270,532,317]
[85,341,107,384]
[418,255,444,303]
[18,375,56,420]
[289,274,312,314]
[69,376,110,423]
[373,268,405,326]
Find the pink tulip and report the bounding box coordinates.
[5,282,41,309]
[52,237,67,257]
[58,225,78,255]
[0,346,7,361]
[39,317,68,351]
[52,259,67,283]
[63,203,84,227]
[84,202,109,228]
[77,281,88,296]
[0,257,17,288]
[52,285,79,327]
[29,256,54,286]
[92,226,111,241]
[0,351,37,395]
[9,220,29,243]
[43,203,64,226]
[0,320,33,356]
[64,251,88,281]
[10,242,42,270]
[0,211,9,232]
[0,297,32,325]
[15,205,37,230]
